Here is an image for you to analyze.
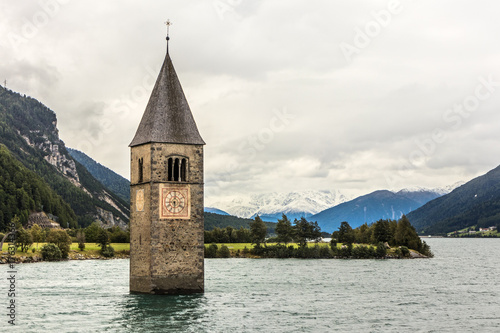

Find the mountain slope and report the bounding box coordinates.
[204,212,276,233]
[310,188,449,233]
[0,144,76,230]
[67,148,130,203]
[0,86,129,227]
[206,190,348,222]
[204,207,229,215]
[407,165,500,234]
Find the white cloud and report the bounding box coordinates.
[1,0,500,202]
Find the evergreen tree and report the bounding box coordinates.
[395,215,422,251]
[225,226,234,243]
[275,214,293,244]
[292,217,322,248]
[354,223,371,244]
[372,219,392,243]
[250,215,267,246]
[337,221,355,245]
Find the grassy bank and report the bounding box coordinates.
[2,241,427,261]
[1,243,130,260]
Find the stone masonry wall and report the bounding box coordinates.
[130,143,204,294]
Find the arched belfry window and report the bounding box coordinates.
[168,158,173,181]
[138,158,144,183]
[167,156,188,182]
[181,158,187,181]
[174,158,180,181]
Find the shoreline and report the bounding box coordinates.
[0,251,130,264]
[1,249,429,264]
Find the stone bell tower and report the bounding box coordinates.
[129,27,205,294]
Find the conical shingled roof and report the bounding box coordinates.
[129,52,205,147]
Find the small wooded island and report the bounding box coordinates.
[204,214,433,259]
[1,214,432,264]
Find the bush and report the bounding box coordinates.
[330,238,337,250]
[46,229,72,258]
[419,241,434,258]
[31,248,36,253]
[41,243,62,261]
[96,228,110,249]
[376,242,387,258]
[338,244,353,258]
[84,222,102,243]
[217,245,231,258]
[352,245,369,259]
[108,227,130,243]
[205,243,218,258]
[100,245,115,258]
[319,245,333,258]
[400,246,410,257]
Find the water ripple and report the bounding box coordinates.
[3,239,500,332]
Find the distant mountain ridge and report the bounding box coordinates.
[205,190,349,222]
[204,207,229,215]
[407,165,500,234]
[204,212,276,233]
[308,184,463,233]
[67,148,130,203]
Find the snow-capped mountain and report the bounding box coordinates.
[205,190,349,222]
[398,181,465,196]
[311,183,465,232]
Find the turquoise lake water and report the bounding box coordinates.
[3,238,500,332]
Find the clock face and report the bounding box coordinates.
[164,191,186,214]
[159,185,190,219]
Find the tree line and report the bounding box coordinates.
[205,214,432,259]
[2,217,130,261]
[331,216,433,257]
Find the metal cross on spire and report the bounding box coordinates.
[165,19,172,53]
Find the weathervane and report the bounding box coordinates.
[165,19,172,53]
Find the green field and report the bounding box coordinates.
[1,242,364,254]
[1,243,130,257]
[205,242,342,251]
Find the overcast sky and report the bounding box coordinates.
[1,0,500,201]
